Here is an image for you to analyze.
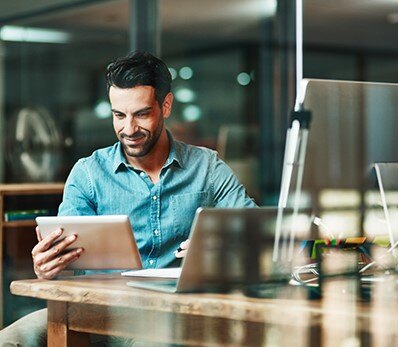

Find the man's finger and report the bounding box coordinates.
[39,248,83,273]
[180,239,190,250]
[31,228,63,258]
[33,234,78,267]
[35,227,43,242]
[36,253,81,280]
[174,249,188,258]
[174,239,190,258]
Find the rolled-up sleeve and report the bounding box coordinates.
[211,153,257,208]
[58,159,97,216]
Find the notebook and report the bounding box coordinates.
[125,207,308,293]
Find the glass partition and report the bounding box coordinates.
[0,0,288,206]
[0,0,129,184]
[1,0,398,335]
[0,0,397,195]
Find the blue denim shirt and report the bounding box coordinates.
[58,133,256,270]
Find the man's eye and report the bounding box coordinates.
[114,113,124,118]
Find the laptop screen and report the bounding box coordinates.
[178,207,312,292]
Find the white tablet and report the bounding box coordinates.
[36,215,142,270]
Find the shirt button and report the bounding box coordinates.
[154,229,159,236]
[149,259,154,265]
[152,196,157,201]
[140,172,145,177]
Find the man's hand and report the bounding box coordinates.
[32,227,84,280]
[174,239,190,258]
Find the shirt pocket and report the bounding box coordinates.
[171,191,209,239]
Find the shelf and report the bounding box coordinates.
[0,183,64,196]
[0,183,64,327]
[2,221,37,228]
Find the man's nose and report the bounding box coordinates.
[124,116,139,134]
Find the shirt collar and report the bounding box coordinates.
[165,130,183,169]
[112,130,183,173]
[112,142,129,173]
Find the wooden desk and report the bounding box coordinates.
[11,274,398,346]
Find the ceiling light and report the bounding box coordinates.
[229,0,277,18]
[0,25,71,44]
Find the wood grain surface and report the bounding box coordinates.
[10,274,323,324]
[11,274,394,346]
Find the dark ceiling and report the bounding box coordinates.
[1,0,398,52]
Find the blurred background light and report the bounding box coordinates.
[179,66,194,80]
[0,25,70,43]
[175,88,196,103]
[182,105,202,122]
[237,72,251,86]
[232,0,277,17]
[169,67,177,80]
[94,100,112,119]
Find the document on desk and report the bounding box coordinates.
[121,267,182,279]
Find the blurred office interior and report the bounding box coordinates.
[1,0,398,203]
[1,0,398,325]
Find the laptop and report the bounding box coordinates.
[125,207,310,293]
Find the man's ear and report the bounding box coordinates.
[162,93,174,119]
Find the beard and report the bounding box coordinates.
[119,118,164,158]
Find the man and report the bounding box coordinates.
[0,51,256,346]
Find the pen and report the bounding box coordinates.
[173,247,183,257]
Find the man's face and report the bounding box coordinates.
[110,85,172,158]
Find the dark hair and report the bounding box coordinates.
[106,51,172,105]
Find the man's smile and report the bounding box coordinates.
[121,133,146,146]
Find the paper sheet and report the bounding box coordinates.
[121,267,181,279]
